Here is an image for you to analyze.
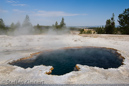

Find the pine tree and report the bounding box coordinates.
[22,15,32,27]
[0,18,5,29]
[15,22,21,28]
[60,17,65,28]
[118,8,129,34]
[105,13,115,34]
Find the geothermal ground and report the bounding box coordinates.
[0,34,129,84]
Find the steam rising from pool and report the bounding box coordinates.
[9,47,124,75]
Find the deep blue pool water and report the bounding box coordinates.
[9,47,124,75]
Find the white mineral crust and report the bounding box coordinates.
[0,34,129,84]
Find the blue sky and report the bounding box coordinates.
[0,0,129,26]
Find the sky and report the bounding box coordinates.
[0,0,129,26]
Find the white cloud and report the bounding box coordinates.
[13,9,25,13]
[0,9,8,13]
[7,0,17,3]
[7,0,27,6]
[33,10,80,17]
[12,4,26,6]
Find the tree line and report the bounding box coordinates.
[95,8,129,34]
[53,17,66,29]
[0,8,129,35]
[0,15,66,35]
[0,15,33,35]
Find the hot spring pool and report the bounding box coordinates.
[9,47,124,75]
